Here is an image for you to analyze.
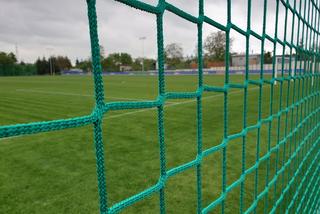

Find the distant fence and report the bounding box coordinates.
[62,62,307,76]
[61,70,296,76]
[0,64,37,76]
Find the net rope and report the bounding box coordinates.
[0,0,320,213]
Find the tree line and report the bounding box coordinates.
[75,52,157,72]
[35,56,72,75]
[0,52,72,76]
[0,52,36,76]
[1,30,297,76]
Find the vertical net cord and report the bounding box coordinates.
[312,25,320,211]
[296,0,310,210]
[253,0,268,213]
[299,0,309,208]
[313,78,320,213]
[264,0,273,212]
[196,0,204,213]
[294,0,308,210]
[289,0,303,211]
[156,1,167,213]
[264,0,280,212]
[221,1,231,213]
[277,0,289,213]
[273,0,283,209]
[86,0,107,213]
[307,3,317,206]
[308,0,320,210]
[279,1,292,213]
[307,0,318,209]
[284,0,304,211]
[296,0,318,211]
[286,0,320,212]
[240,0,251,212]
[289,2,299,211]
[300,4,316,207]
[284,0,297,210]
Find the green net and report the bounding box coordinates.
[1,0,320,213]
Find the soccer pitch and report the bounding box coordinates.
[0,75,314,213]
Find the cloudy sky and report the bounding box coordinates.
[0,0,296,64]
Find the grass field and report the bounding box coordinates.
[0,74,315,213]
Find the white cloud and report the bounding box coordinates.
[0,0,291,64]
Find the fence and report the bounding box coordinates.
[0,64,36,76]
[0,0,319,213]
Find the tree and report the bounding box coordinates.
[35,57,49,75]
[264,51,272,64]
[102,53,121,71]
[131,58,157,71]
[102,52,133,71]
[7,52,17,63]
[120,53,133,65]
[55,56,72,71]
[131,58,141,71]
[295,39,306,61]
[144,58,156,70]
[165,43,184,69]
[165,43,183,59]
[34,56,71,75]
[48,57,62,75]
[203,31,232,61]
[102,55,116,71]
[0,52,35,76]
[0,52,17,65]
[75,59,92,72]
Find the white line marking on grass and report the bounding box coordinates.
[106,86,261,119]
[16,89,92,97]
[1,136,19,140]
[15,89,172,102]
[107,109,155,119]
[2,87,261,140]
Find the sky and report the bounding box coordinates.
[0,0,297,64]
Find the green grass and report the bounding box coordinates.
[0,75,311,213]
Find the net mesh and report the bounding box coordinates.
[1,0,320,213]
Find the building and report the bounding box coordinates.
[119,65,132,71]
[62,68,84,75]
[231,54,261,66]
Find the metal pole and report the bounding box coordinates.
[15,44,19,62]
[46,47,54,76]
[275,56,278,85]
[139,37,146,72]
[312,54,315,86]
[49,57,53,75]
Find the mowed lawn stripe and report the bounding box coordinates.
[0,75,295,214]
[15,88,177,104]
[0,96,91,119]
[106,86,261,119]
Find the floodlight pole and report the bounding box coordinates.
[49,57,53,76]
[46,47,54,76]
[15,44,19,62]
[312,54,315,86]
[274,56,278,85]
[139,36,146,72]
